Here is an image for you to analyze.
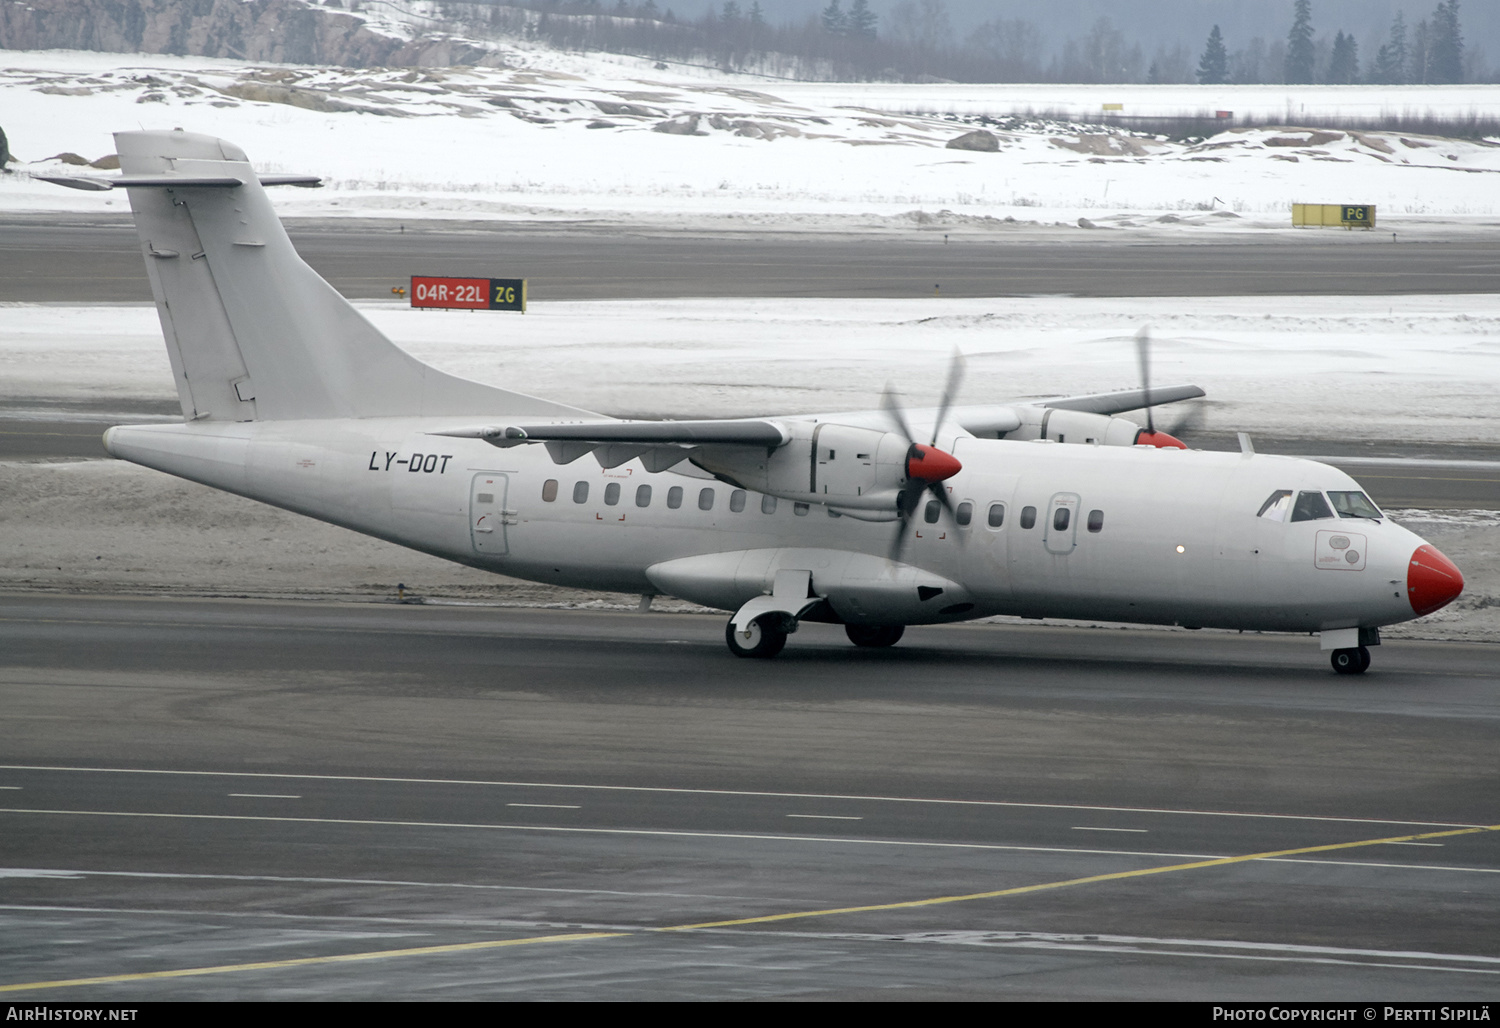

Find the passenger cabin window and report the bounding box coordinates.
[1020,506,1037,529]
[1087,509,1104,533]
[604,482,621,506]
[730,489,747,513]
[1329,490,1382,520]
[667,486,683,509]
[635,484,652,507]
[477,493,494,505]
[924,499,941,524]
[698,488,715,511]
[1257,490,1292,522]
[541,480,558,502]
[1291,490,1334,522]
[955,501,973,526]
[987,503,1005,528]
[761,494,777,514]
[1053,508,1070,531]
[572,481,589,504]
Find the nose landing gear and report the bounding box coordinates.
[1330,646,1371,675]
[726,616,788,658]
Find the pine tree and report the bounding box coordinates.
[1411,17,1431,83]
[1284,0,1315,84]
[1372,11,1408,83]
[1197,25,1228,84]
[1429,0,1464,83]
[1328,30,1359,83]
[848,0,877,40]
[821,0,847,35]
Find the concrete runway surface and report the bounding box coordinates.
[1,596,1498,1000]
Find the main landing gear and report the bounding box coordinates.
[726,616,910,657]
[1330,646,1371,675]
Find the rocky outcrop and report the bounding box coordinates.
[945,130,998,153]
[0,0,505,68]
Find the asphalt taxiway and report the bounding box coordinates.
[1,595,1497,999]
[5,215,1500,301]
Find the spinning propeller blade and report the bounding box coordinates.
[1134,326,1188,449]
[885,352,966,561]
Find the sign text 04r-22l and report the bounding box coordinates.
[410,276,527,312]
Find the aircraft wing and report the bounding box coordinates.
[1040,383,1205,415]
[431,419,790,447]
[430,419,791,470]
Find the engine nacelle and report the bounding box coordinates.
[1007,407,1164,447]
[691,423,918,512]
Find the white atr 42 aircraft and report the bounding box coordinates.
[50,130,1465,672]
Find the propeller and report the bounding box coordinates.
[1133,326,1187,449]
[884,352,966,561]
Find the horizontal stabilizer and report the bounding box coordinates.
[36,173,321,190]
[1043,384,1205,415]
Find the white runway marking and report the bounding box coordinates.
[1072,827,1148,833]
[228,793,301,799]
[786,814,863,821]
[760,928,1500,976]
[506,803,581,809]
[1,764,1483,830]
[0,869,768,900]
[3,808,1497,881]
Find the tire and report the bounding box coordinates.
[726,616,788,658]
[845,624,906,648]
[1331,647,1369,675]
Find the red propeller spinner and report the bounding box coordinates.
[906,443,962,484]
[1135,429,1187,449]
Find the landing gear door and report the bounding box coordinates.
[470,473,512,555]
[1044,492,1080,555]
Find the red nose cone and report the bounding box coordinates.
[906,444,962,484]
[1135,429,1187,449]
[1408,544,1464,616]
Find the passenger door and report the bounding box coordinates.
[470,473,513,555]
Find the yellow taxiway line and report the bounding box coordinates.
[3,822,1497,993]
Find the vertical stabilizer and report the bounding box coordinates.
[116,129,589,422]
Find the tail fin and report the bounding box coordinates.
[117,129,588,422]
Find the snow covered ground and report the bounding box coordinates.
[6,295,1499,445]
[2,48,1499,229]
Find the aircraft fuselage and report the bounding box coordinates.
[105,419,1430,636]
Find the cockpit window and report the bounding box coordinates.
[1328,490,1382,520]
[1257,490,1292,521]
[1290,490,1334,522]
